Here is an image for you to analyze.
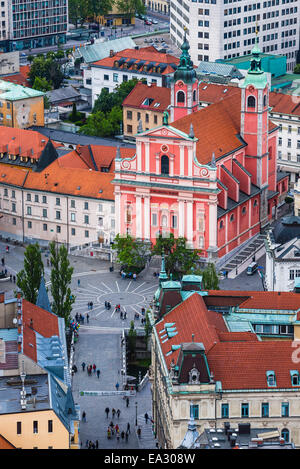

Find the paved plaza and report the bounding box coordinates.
[0,240,266,449]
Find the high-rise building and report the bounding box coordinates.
[0,0,68,52]
[170,0,299,72]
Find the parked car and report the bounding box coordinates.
[246,262,258,275]
[152,19,159,24]
[145,20,152,25]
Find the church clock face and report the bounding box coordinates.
[248,85,255,93]
[177,81,184,88]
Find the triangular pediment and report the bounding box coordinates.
[136,125,193,141]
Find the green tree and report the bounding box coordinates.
[152,233,200,277]
[294,64,300,74]
[79,110,114,137]
[49,241,75,326]
[16,244,44,304]
[112,234,150,270]
[29,56,64,90]
[188,263,220,290]
[128,320,137,356]
[32,76,52,92]
[93,79,138,113]
[144,311,152,345]
[115,0,145,15]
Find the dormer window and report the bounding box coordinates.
[290,370,300,386]
[266,370,276,387]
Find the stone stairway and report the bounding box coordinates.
[135,411,157,449]
[221,233,266,275]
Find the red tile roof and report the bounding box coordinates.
[208,290,300,311]
[54,145,135,173]
[198,82,241,104]
[155,292,300,390]
[123,82,171,112]
[92,47,179,75]
[0,127,60,160]
[269,91,300,116]
[1,65,31,87]
[22,299,59,363]
[172,91,277,165]
[0,434,16,449]
[0,162,115,200]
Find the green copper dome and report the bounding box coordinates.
[241,37,268,90]
[173,31,197,84]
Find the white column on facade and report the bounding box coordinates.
[178,199,185,238]
[137,141,142,172]
[115,191,121,235]
[179,145,185,176]
[144,196,150,240]
[188,146,193,177]
[170,155,174,177]
[136,194,142,239]
[155,154,160,174]
[145,142,150,173]
[208,200,217,248]
[186,201,193,245]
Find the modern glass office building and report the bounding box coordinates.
[0,0,68,52]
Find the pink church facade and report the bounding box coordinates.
[113,38,288,261]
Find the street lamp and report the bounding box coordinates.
[135,401,138,426]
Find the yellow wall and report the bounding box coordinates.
[0,410,70,449]
[123,105,163,137]
[0,96,44,129]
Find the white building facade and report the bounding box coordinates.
[0,184,116,250]
[170,0,300,70]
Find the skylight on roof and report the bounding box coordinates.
[153,102,160,107]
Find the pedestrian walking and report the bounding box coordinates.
[115,424,119,433]
[9,274,12,282]
[93,363,96,373]
[115,382,119,391]
[78,279,80,287]
[125,430,129,442]
[120,310,123,320]
[124,310,127,320]
[133,273,136,281]
[91,301,93,310]
[126,397,129,408]
[96,369,100,379]
[85,440,89,448]
[144,412,149,424]
[1,258,4,267]
[6,245,9,253]
[13,275,16,283]
[127,422,130,433]
[87,302,90,310]
[81,362,86,372]
[112,408,116,419]
[121,431,125,441]
[117,409,121,419]
[95,440,99,449]
[86,313,89,323]
[105,407,110,418]
[137,426,141,438]
[82,411,86,422]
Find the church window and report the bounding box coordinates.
[263,94,267,107]
[193,89,197,102]
[177,90,185,104]
[242,206,247,215]
[220,220,224,229]
[152,213,157,226]
[230,213,235,222]
[125,205,132,224]
[253,199,258,207]
[161,154,169,175]
[247,95,256,108]
[199,236,204,248]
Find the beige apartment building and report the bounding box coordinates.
[150,275,300,449]
[0,165,116,249]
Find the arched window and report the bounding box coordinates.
[247,95,256,108]
[177,91,185,104]
[193,89,197,102]
[161,154,169,175]
[281,429,289,442]
[263,94,267,107]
